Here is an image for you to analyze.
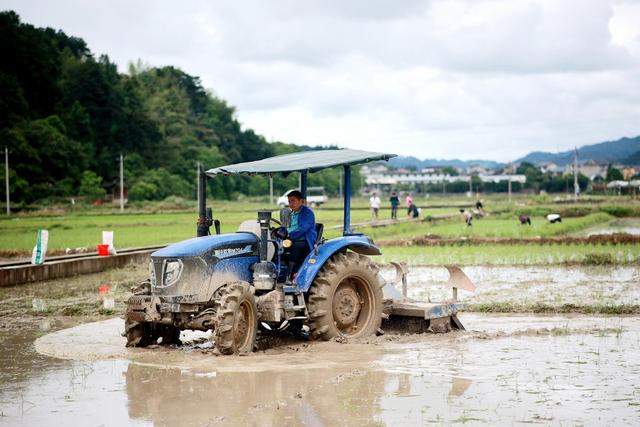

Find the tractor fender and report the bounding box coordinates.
[292,235,381,293]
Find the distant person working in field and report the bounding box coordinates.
[407,201,420,219]
[460,209,473,226]
[369,192,381,221]
[546,214,562,224]
[284,190,317,278]
[389,191,399,220]
[405,193,413,207]
[519,214,532,225]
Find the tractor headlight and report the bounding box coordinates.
[163,259,183,287]
[149,261,156,287]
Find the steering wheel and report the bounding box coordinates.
[271,226,288,240]
[269,217,281,226]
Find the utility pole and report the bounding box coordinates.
[338,169,343,198]
[119,153,124,212]
[573,147,579,201]
[4,147,9,216]
[507,162,512,203]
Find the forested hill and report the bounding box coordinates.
[0,11,344,206]
[515,136,640,166]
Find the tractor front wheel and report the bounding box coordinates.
[124,320,156,348]
[214,282,258,355]
[307,252,383,340]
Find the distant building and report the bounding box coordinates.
[467,165,494,175]
[363,168,526,192]
[361,164,389,175]
[480,174,526,184]
[623,167,636,180]
[539,162,560,174]
[563,160,606,181]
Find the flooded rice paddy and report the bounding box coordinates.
[578,218,640,237]
[384,265,640,309]
[1,265,639,425]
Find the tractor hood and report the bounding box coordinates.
[149,233,259,302]
[152,233,258,259]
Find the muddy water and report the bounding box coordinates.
[0,314,638,426]
[575,218,640,236]
[2,265,640,425]
[578,218,640,236]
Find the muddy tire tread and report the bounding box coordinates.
[213,281,258,355]
[307,251,383,341]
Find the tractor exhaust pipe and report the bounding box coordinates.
[197,168,219,236]
[257,210,272,262]
[254,210,276,290]
[197,168,209,237]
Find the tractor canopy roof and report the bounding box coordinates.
[205,149,396,177]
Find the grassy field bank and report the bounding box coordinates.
[379,244,640,266]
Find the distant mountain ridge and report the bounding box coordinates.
[387,135,640,170]
[515,136,640,166]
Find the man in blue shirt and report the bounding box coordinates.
[285,190,317,278]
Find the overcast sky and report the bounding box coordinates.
[3,0,640,161]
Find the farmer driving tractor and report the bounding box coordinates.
[283,190,317,279]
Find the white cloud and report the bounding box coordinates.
[3,0,640,161]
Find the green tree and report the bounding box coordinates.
[440,166,459,176]
[79,170,106,201]
[129,181,158,201]
[1,12,357,205]
[605,165,624,182]
[516,161,543,192]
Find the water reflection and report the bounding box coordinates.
[375,331,640,425]
[124,362,390,426]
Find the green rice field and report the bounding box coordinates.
[1,196,638,266]
[378,244,640,266]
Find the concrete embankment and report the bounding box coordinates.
[0,246,163,287]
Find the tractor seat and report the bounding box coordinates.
[237,220,275,260]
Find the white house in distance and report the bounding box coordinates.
[562,160,608,180]
[539,162,561,174]
[479,174,526,184]
[362,165,526,192]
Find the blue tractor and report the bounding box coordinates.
[123,149,472,354]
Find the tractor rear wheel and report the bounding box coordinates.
[307,251,383,340]
[214,282,258,355]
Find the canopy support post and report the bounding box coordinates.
[343,165,351,235]
[301,171,308,199]
[197,166,210,237]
